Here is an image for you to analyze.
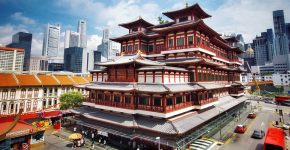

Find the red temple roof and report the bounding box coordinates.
[163,3,211,20]
[119,17,154,29]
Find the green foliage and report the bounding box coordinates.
[59,92,83,110]
[158,16,169,24]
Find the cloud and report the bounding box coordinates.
[87,34,102,51]
[10,12,36,25]
[206,0,290,43]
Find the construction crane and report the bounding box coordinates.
[245,61,260,95]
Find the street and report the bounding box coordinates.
[221,100,290,150]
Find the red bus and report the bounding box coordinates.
[264,128,285,150]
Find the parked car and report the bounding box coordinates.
[282,122,290,130]
[247,113,256,119]
[251,130,265,139]
[235,125,247,133]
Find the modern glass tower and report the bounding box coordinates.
[6,32,32,71]
[64,47,83,73]
[42,24,60,57]
[273,10,289,55]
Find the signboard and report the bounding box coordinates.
[97,131,108,137]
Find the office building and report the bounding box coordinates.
[0,47,24,71]
[97,28,121,61]
[6,32,32,71]
[273,10,289,55]
[93,50,101,69]
[29,56,48,72]
[64,30,80,48]
[64,47,83,73]
[42,24,60,57]
[253,29,274,66]
[48,57,64,71]
[273,54,290,73]
[77,20,87,48]
[273,71,290,86]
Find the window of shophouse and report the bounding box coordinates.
[138,96,148,105]
[54,88,58,96]
[169,39,174,48]
[48,99,52,106]
[62,87,65,94]
[148,45,154,53]
[20,88,26,98]
[10,103,14,112]
[26,101,31,111]
[1,89,8,100]
[188,36,193,45]
[42,100,46,108]
[33,101,37,110]
[128,45,133,53]
[196,37,201,45]
[186,94,190,102]
[166,97,173,105]
[134,44,139,50]
[54,99,57,106]
[27,88,33,98]
[43,88,47,97]
[10,89,16,99]
[113,95,121,103]
[2,102,6,112]
[125,96,131,103]
[49,88,53,96]
[97,93,103,101]
[153,97,161,106]
[179,16,188,22]
[105,94,110,101]
[20,102,24,110]
[34,88,39,97]
[176,96,182,104]
[177,37,184,46]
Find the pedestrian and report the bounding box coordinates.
[73,127,77,133]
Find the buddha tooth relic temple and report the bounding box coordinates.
[71,3,247,150]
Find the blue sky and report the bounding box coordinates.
[0,0,289,55]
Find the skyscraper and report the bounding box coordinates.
[77,20,87,48]
[253,29,274,66]
[42,24,60,57]
[64,47,83,73]
[64,30,80,48]
[273,10,289,55]
[97,28,120,61]
[6,32,32,71]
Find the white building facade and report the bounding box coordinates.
[42,24,61,57]
[273,71,290,86]
[0,47,24,71]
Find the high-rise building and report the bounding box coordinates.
[64,47,83,73]
[93,50,101,69]
[97,28,121,61]
[286,23,290,50]
[0,47,24,71]
[29,56,48,72]
[253,29,274,66]
[273,10,289,55]
[77,20,87,48]
[42,24,60,57]
[6,32,32,71]
[64,30,80,48]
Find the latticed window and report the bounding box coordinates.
[27,88,33,98]
[138,96,148,105]
[113,95,121,103]
[188,36,193,45]
[166,98,173,105]
[153,97,161,106]
[34,88,39,98]
[125,96,131,104]
[177,38,184,46]
[176,96,182,104]
[10,89,16,99]
[20,88,26,98]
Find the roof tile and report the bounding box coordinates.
[0,73,18,87]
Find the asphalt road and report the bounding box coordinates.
[221,100,289,150]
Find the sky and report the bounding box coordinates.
[0,0,290,56]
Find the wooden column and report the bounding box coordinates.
[153,71,155,83]
[185,30,188,48]
[174,33,177,49]
[162,95,166,113]
[162,71,164,83]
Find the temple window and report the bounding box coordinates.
[127,45,133,53]
[114,95,121,103]
[138,96,148,105]
[125,96,131,103]
[203,73,207,81]
[179,16,188,22]
[134,44,139,50]
[169,39,174,48]
[153,97,161,106]
[97,93,103,101]
[188,36,193,45]
[166,97,173,105]
[196,37,201,45]
[198,73,202,81]
[148,45,154,53]
[122,45,126,52]
[177,37,184,46]
[176,96,182,104]
[105,94,110,101]
[131,27,138,32]
[141,44,148,51]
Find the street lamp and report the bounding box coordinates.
[156,137,160,150]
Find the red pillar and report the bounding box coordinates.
[174,33,177,49]
[162,95,166,113]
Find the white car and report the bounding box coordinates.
[282,122,290,130]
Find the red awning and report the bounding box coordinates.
[0,120,36,138]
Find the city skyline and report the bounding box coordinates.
[0,0,290,56]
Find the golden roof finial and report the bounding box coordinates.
[186,2,188,8]
[139,16,142,19]
[137,50,143,54]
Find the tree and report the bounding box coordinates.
[158,16,169,24]
[59,92,83,110]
